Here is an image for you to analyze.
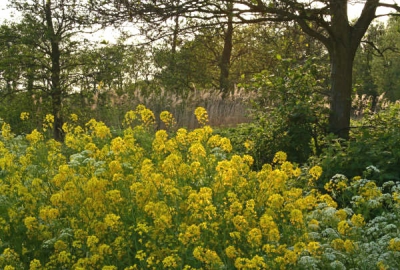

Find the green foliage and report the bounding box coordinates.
[153,33,217,94]
[315,102,400,188]
[232,58,329,167]
[354,18,400,102]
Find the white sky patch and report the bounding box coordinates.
[348,0,399,21]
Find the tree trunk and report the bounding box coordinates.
[296,0,378,139]
[45,0,64,141]
[219,2,234,97]
[326,0,376,139]
[328,44,356,139]
[51,90,64,141]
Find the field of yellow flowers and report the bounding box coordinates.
[0,105,399,269]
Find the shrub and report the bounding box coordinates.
[315,102,400,188]
[237,58,329,167]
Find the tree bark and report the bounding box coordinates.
[328,44,356,139]
[324,0,379,139]
[45,0,64,141]
[219,1,234,97]
[294,0,379,139]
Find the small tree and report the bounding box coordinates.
[8,0,93,141]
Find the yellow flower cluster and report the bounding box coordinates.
[160,110,176,129]
[123,104,155,129]
[0,106,399,269]
[194,107,208,125]
[1,122,13,140]
[43,114,54,132]
[20,112,30,121]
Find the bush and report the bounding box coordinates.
[238,58,329,166]
[315,102,400,189]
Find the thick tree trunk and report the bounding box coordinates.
[296,0,378,139]
[328,45,356,139]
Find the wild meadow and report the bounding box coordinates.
[0,104,399,269]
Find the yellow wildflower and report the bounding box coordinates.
[153,129,168,153]
[194,107,208,125]
[109,160,123,175]
[225,245,238,259]
[29,259,42,270]
[388,238,400,251]
[244,139,254,151]
[220,137,233,152]
[54,240,68,252]
[267,193,284,209]
[111,137,127,155]
[307,241,320,256]
[102,266,117,270]
[57,251,71,264]
[360,181,382,200]
[351,214,365,227]
[176,128,188,146]
[335,209,348,221]
[70,113,78,122]
[308,165,323,185]
[20,112,30,120]
[44,113,54,125]
[123,110,136,126]
[106,190,123,204]
[1,122,13,140]
[179,224,201,245]
[337,220,351,236]
[86,119,111,139]
[284,249,298,265]
[104,213,121,230]
[232,215,249,232]
[39,206,60,223]
[189,142,207,160]
[319,194,338,208]
[193,246,223,268]
[136,104,155,126]
[259,214,280,242]
[26,129,44,144]
[247,228,263,247]
[308,219,320,231]
[273,151,287,164]
[344,239,356,253]
[98,244,112,256]
[24,216,38,231]
[160,111,176,128]
[86,235,99,249]
[294,242,306,255]
[289,209,304,227]
[162,256,178,268]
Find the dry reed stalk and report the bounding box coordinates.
[92,87,253,129]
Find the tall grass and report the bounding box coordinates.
[80,87,252,130]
